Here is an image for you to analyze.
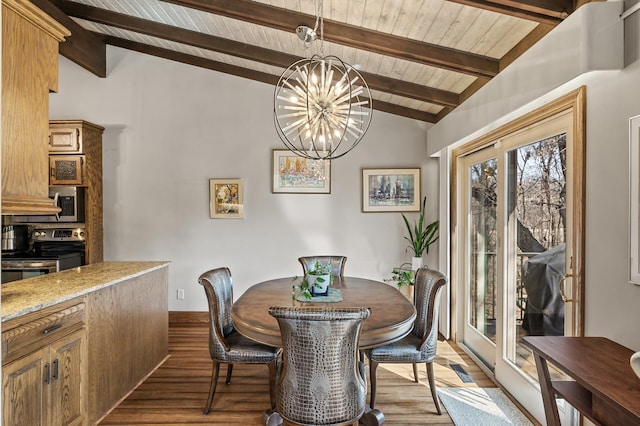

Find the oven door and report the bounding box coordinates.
[1,260,57,284]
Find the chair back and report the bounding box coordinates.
[298,256,347,277]
[412,268,448,357]
[269,306,370,425]
[198,267,235,359]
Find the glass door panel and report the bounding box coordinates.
[504,133,568,382]
[469,159,498,342]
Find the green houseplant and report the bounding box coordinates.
[402,196,439,266]
[292,261,332,300]
[385,263,414,288]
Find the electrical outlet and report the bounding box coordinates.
[177,289,185,300]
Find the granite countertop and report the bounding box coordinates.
[1,261,170,322]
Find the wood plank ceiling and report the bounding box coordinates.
[37,0,590,123]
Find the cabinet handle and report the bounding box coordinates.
[44,363,51,384]
[50,167,55,177]
[52,359,59,380]
[42,324,62,335]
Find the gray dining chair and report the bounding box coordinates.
[198,267,281,414]
[364,267,447,414]
[263,306,372,426]
[298,255,347,277]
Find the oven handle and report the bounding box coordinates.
[52,192,60,221]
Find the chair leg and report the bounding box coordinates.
[267,358,278,409]
[412,363,419,383]
[204,360,221,415]
[225,363,233,384]
[425,362,442,415]
[369,359,379,409]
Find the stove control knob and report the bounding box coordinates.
[79,231,85,238]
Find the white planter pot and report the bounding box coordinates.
[411,257,423,271]
[307,274,331,296]
[631,352,640,379]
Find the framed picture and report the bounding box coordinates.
[362,168,421,212]
[272,149,331,193]
[209,179,244,219]
[630,116,640,285]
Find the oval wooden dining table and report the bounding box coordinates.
[231,276,416,349]
[231,276,416,426]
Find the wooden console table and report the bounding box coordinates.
[522,336,640,426]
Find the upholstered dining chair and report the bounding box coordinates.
[264,306,371,426]
[298,255,347,277]
[198,267,281,415]
[364,267,448,414]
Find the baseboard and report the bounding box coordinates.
[169,310,208,326]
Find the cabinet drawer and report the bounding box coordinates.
[2,303,85,364]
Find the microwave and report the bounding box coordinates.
[13,186,85,223]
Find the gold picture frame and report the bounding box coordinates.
[209,178,244,219]
[272,149,331,194]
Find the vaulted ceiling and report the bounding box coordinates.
[36,0,593,123]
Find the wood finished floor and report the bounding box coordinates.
[99,325,498,425]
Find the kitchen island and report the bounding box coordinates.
[2,261,170,425]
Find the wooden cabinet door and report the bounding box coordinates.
[49,127,81,153]
[50,156,85,185]
[2,347,48,426]
[49,330,86,426]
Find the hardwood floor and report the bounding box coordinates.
[99,324,498,425]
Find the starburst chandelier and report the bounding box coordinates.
[273,0,372,160]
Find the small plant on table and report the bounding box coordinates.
[292,261,332,300]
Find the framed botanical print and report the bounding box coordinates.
[362,168,421,212]
[209,178,244,219]
[272,149,331,193]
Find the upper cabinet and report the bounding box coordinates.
[1,0,69,215]
[49,120,105,263]
[49,125,83,153]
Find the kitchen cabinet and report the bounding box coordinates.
[49,120,105,263]
[50,155,85,185]
[2,300,87,426]
[1,0,69,215]
[2,261,169,426]
[48,125,83,153]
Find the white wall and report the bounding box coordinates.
[428,1,640,350]
[49,47,437,312]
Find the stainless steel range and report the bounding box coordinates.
[1,227,85,284]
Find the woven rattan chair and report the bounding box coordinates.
[298,255,347,277]
[263,306,371,426]
[365,267,447,414]
[198,267,280,414]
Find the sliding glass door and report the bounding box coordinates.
[456,100,584,425]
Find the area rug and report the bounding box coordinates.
[439,387,533,426]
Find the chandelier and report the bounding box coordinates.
[273,0,372,160]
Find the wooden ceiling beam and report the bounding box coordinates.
[31,0,106,77]
[97,34,439,123]
[98,34,278,86]
[447,0,572,24]
[159,0,499,78]
[60,1,459,108]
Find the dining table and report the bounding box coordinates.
[231,275,417,426]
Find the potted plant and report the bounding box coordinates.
[384,263,415,287]
[292,261,332,300]
[384,263,416,300]
[402,196,439,270]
